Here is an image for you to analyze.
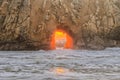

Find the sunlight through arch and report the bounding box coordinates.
[50,29,73,49]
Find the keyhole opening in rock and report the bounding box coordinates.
[50,29,73,49]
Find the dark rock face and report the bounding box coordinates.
[0,0,120,50]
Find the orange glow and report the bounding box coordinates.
[55,31,66,40]
[54,67,65,74]
[50,29,73,49]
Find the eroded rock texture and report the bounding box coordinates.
[0,0,31,50]
[0,0,120,50]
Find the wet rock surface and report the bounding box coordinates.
[0,0,120,50]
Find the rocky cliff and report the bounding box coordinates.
[0,0,120,50]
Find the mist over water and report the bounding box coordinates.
[0,48,120,80]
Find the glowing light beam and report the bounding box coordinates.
[50,29,73,49]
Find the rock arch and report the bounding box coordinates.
[0,0,120,50]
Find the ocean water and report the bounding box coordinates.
[0,48,120,80]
